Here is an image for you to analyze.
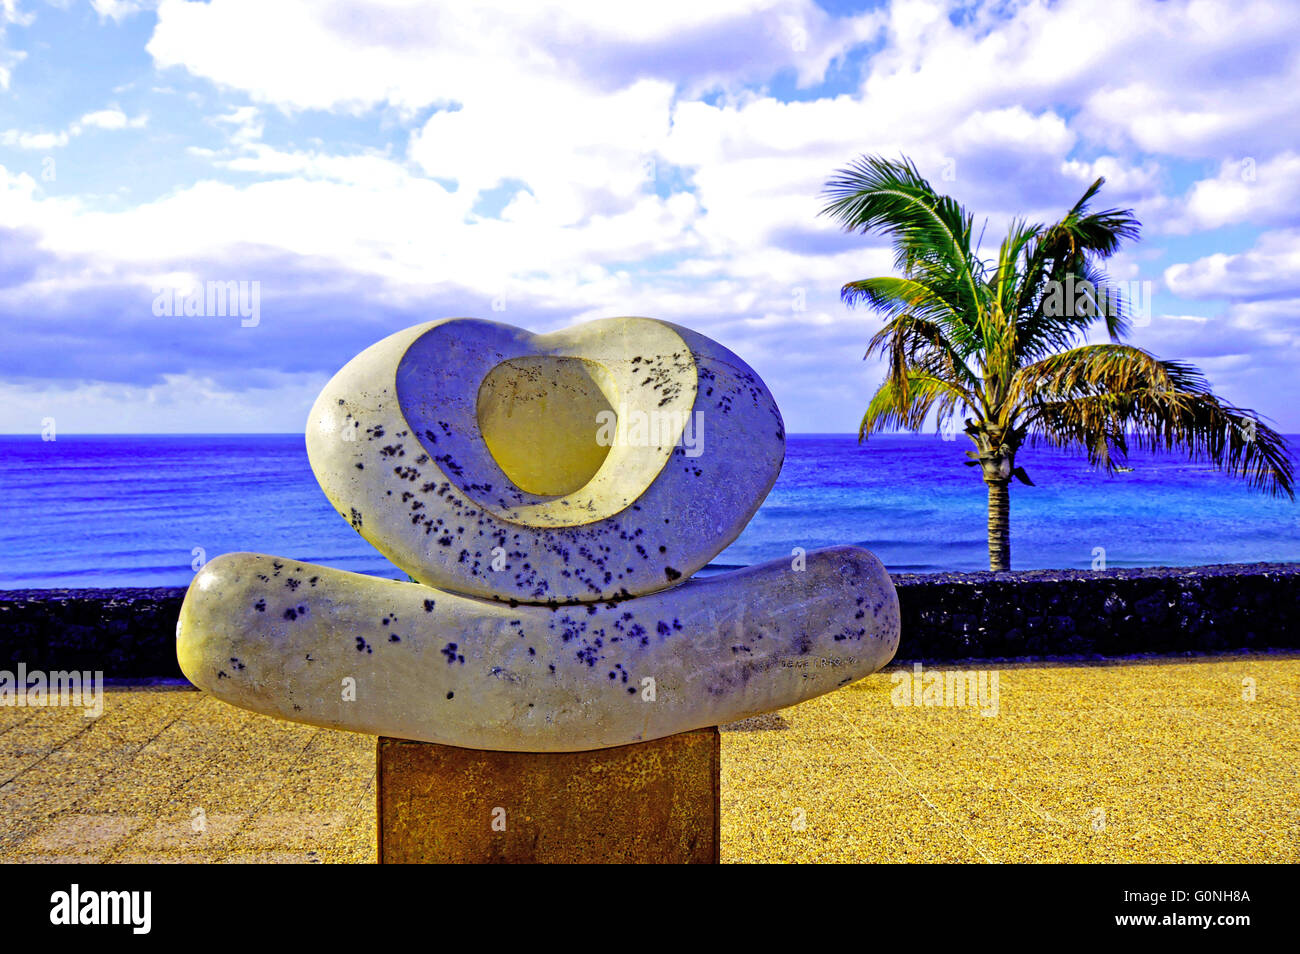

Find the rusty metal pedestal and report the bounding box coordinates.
[377,727,720,863]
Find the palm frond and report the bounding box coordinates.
[820,155,986,347]
[857,301,984,401]
[1015,176,1140,347]
[840,275,959,328]
[1016,345,1295,497]
[860,371,975,441]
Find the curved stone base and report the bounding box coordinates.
[176,546,899,751]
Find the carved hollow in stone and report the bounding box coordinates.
[306,317,786,604]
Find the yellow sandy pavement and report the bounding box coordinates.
[2,653,1297,863]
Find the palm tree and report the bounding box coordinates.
[820,155,1294,572]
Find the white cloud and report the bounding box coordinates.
[951,106,1074,156]
[850,0,1300,161]
[78,107,148,130]
[91,0,153,23]
[133,0,1300,285]
[1059,155,1164,200]
[1165,153,1300,233]
[408,76,677,229]
[146,0,880,112]
[0,0,32,89]
[210,104,263,144]
[1,106,147,150]
[0,371,327,433]
[1165,229,1300,300]
[1,128,70,150]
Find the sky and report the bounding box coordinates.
[1,0,1298,434]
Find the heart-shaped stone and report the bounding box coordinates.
[306,317,785,603]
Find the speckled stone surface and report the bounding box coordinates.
[3,653,1296,864]
[177,546,900,751]
[306,317,785,603]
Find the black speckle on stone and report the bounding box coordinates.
[423,599,436,612]
[664,567,682,582]
[446,691,454,700]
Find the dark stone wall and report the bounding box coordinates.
[891,563,1300,661]
[1,563,1297,678]
[0,586,188,679]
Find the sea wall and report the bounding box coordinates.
[0,586,188,679]
[890,563,1300,661]
[2,563,1298,678]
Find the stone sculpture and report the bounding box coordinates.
[177,317,900,751]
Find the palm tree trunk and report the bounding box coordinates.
[986,478,1010,571]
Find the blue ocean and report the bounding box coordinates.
[0,434,1296,590]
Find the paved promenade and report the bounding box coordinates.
[2,654,1296,863]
